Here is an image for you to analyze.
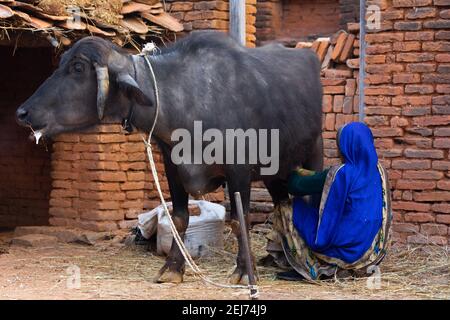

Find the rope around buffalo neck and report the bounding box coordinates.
[138,46,259,299]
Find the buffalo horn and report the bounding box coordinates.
[94,63,109,120]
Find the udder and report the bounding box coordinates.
[177,164,225,196]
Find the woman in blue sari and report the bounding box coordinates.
[265,122,392,281]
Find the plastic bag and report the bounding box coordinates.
[137,200,226,258]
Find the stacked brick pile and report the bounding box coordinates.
[48,125,164,232]
[166,0,257,47]
[255,0,360,46]
[364,0,450,245]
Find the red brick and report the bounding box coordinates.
[405,84,434,94]
[405,7,437,19]
[366,32,404,43]
[392,201,431,212]
[436,84,450,94]
[80,210,124,221]
[366,106,401,115]
[414,191,450,202]
[436,215,450,224]
[365,86,403,96]
[366,64,404,74]
[394,21,422,31]
[365,116,389,127]
[422,41,450,52]
[435,0,450,5]
[49,207,78,219]
[322,95,332,113]
[434,138,450,148]
[404,148,444,159]
[413,115,450,126]
[366,55,386,64]
[392,95,432,106]
[432,95,450,105]
[436,30,450,40]
[332,95,344,113]
[396,180,436,189]
[406,63,436,72]
[366,74,392,84]
[393,0,432,7]
[323,86,345,94]
[420,223,448,236]
[371,127,403,137]
[79,191,126,201]
[345,79,356,96]
[432,160,450,170]
[435,127,450,136]
[396,53,434,62]
[49,198,72,208]
[423,19,450,29]
[440,9,450,19]
[127,172,146,181]
[393,73,420,84]
[126,191,145,200]
[392,159,431,170]
[50,189,79,198]
[403,170,444,180]
[436,53,450,62]
[392,223,419,234]
[324,114,335,131]
[437,180,450,190]
[432,203,450,213]
[121,182,145,191]
[404,212,435,223]
[382,9,405,20]
[404,31,434,41]
[432,105,450,114]
[407,235,447,245]
[366,44,392,54]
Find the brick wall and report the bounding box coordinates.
[256,0,360,46]
[49,125,224,232]
[0,46,54,227]
[166,0,257,47]
[364,0,450,245]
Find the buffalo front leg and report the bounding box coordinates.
[154,143,189,284]
[227,170,255,285]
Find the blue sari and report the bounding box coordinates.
[293,122,383,264]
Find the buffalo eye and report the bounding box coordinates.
[71,62,85,74]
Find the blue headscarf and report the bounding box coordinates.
[293,122,383,264]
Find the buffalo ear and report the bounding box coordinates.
[117,73,154,106]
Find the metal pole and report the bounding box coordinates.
[359,0,366,122]
[234,192,258,300]
[230,0,246,46]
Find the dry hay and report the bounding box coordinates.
[4,224,447,299]
[38,0,123,25]
[106,224,449,299]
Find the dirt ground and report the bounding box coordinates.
[0,227,449,300]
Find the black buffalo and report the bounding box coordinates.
[16,31,323,284]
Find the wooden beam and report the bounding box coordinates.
[229,0,245,46]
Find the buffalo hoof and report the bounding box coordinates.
[229,267,256,285]
[153,266,184,284]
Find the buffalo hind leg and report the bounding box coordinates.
[227,169,255,285]
[154,143,189,284]
[302,135,324,207]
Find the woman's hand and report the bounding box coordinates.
[294,167,316,176]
